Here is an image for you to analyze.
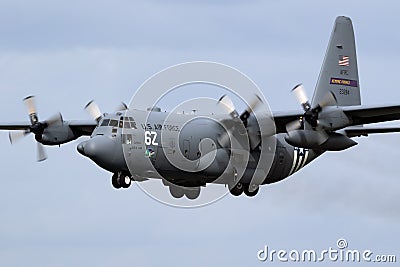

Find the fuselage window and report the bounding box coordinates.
[101,119,110,126]
[128,117,137,129]
[109,120,118,127]
[122,134,133,144]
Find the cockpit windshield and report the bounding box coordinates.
[100,117,136,129]
[109,120,118,127]
[100,119,110,126]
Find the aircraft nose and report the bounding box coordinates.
[77,143,85,155]
[77,136,115,159]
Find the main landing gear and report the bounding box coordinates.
[229,182,259,197]
[112,172,132,189]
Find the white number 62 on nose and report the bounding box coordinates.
[144,131,158,146]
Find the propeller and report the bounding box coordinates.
[84,100,102,122]
[286,83,337,145]
[218,95,238,118]
[37,142,47,162]
[9,96,63,161]
[239,95,263,128]
[218,94,263,125]
[217,94,264,149]
[9,129,29,144]
[115,102,128,111]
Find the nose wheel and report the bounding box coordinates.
[112,172,132,189]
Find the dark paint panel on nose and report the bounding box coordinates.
[77,136,126,173]
[77,136,115,159]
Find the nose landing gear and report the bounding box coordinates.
[111,172,132,189]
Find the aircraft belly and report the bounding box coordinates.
[264,134,323,184]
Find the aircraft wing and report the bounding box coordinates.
[67,120,97,136]
[0,120,97,136]
[273,105,400,134]
[0,122,31,130]
[342,105,400,125]
[272,110,304,133]
[343,126,400,137]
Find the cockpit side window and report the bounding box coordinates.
[122,134,133,144]
[109,120,118,127]
[101,119,110,126]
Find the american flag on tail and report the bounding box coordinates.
[338,55,349,66]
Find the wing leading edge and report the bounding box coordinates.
[273,104,400,135]
[0,120,97,136]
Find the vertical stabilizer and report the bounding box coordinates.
[312,16,361,107]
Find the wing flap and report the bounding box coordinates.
[343,105,400,125]
[344,126,400,137]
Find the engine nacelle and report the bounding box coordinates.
[285,130,357,151]
[40,124,81,145]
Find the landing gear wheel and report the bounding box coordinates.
[111,173,122,189]
[119,174,132,189]
[169,185,185,198]
[185,187,201,200]
[229,182,244,196]
[244,184,259,197]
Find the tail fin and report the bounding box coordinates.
[312,16,361,107]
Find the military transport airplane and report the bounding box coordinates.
[1,16,400,200]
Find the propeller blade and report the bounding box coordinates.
[9,130,29,144]
[248,132,261,150]
[217,131,230,148]
[85,100,102,122]
[23,95,39,124]
[115,102,128,111]
[286,119,303,132]
[218,95,238,117]
[23,95,37,115]
[244,95,263,113]
[37,142,47,162]
[292,84,311,111]
[45,112,63,126]
[240,94,264,124]
[318,91,337,109]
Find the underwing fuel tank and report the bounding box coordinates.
[285,130,357,151]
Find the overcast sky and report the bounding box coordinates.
[0,1,400,266]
